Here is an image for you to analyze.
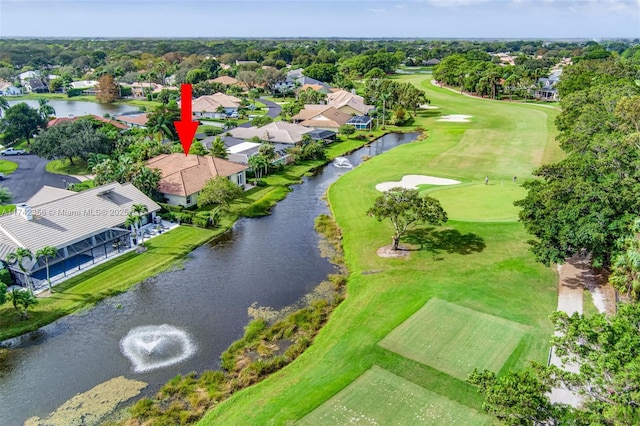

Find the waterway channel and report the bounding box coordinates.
[0,132,417,425]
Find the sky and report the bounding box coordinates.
[0,0,638,39]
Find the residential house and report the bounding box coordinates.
[48,114,129,130]
[190,93,242,119]
[130,82,165,98]
[229,121,312,145]
[114,113,149,129]
[308,129,337,143]
[146,154,248,208]
[534,69,562,101]
[422,59,441,66]
[18,71,38,84]
[0,80,21,96]
[326,90,374,116]
[0,182,160,290]
[210,76,239,86]
[24,78,48,93]
[69,80,99,95]
[346,116,373,131]
[298,83,332,94]
[292,105,352,131]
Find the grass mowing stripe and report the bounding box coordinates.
[298,365,491,425]
[379,298,528,380]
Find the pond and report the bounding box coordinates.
[7,99,140,119]
[0,132,418,425]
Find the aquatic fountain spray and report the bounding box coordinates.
[120,324,197,373]
[333,157,353,168]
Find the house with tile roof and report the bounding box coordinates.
[147,154,248,208]
[228,121,312,145]
[326,89,374,116]
[114,113,149,129]
[129,82,165,98]
[210,76,239,86]
[0,80,21,96]
[48,114,129,130]
[0,182,160,290]
[292,105,352,131]
[189,93,242,118]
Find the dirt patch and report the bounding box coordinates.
[377,245,411,258]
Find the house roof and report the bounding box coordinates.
[48,115,129,130]
[0,80,15,91]
[27,186,75,205]
[309,129,336,140]
[326,90,374,115]
[0,182,160,258]
[114,113,149,127]
[346,115,373,125]
[190,93,241,112]
[292,105,352,129]
[228,121,311,144]
[210,76,239,85]
[299,83,329,93]
[69,80,98,90]
[146,154,248,197]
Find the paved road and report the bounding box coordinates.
[237,98,283,129]
[1,155,79,203]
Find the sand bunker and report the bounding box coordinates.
[420,104,439,109]
[375,175,460,192]
[438,114,472,122]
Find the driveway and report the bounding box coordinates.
[237,98,283,129]
[1,155,80,203]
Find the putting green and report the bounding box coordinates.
[298,366,490,425]
[425,183,526,222]
[379,298,528,380]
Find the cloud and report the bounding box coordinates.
[368,7,387,15]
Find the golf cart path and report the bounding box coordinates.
[548,255,616,406]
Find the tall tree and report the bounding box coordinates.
[209,136,228,159]
[0,103,46,146]
[367,188,448,251]
[31,120,111,165]
[37,98,56,119]
[96,74,120,103]
[197,176,242,209]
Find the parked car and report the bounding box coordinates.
[1,147,25,156]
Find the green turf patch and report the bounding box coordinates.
[426,183,526,222]
[298,365,490,425]
[0,159,19,174]
[379,298,528,380]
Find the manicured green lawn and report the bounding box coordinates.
[379,298,528,380]
[45,158,92,175]
[199,76,562,425]
[299,365,491,425]
[0,226,217,340]
[0,160,19,175]
[424,183,527,222]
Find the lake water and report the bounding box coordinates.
[0,132,417,425]
[7,100,140,118]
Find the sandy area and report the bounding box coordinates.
[375,175,460,192]
[437,114,473,122]
[420,104,439,109]
[376,244,411,258]
[25,376,147,426]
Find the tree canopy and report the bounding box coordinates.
[31,120,113,164]
[197,176,242,209]
[367,187,448,250]
[0,102,46,146]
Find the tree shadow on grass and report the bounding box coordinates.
[403,227,486,258]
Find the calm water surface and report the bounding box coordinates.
[7,99,138,118]
[0,132,417,425]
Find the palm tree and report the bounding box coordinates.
[6,248,34,293]
[35,246,58,292]
[210,136,228,159]
[124,212,141,246]
[37,98,56,119]
[132,203,148,244]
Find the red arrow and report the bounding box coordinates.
[174,84,198,155]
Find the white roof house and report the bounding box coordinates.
[228,121,312,144]
[0,183,161,290]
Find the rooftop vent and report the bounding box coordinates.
[16,203,33,221]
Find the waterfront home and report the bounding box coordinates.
[326,89,374,116]
[346,115,373,131]
[114,113,149,129]
[48,114,129,130]
[147,154,248,208]
[0,182,160,290]
[23,78,48,93]
[0,80,21,96]
[229,121,312,145]
[292,105,352,131]
[129,82,165,98]
[210,76,239,86]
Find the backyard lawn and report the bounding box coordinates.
[199,76,563,424]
